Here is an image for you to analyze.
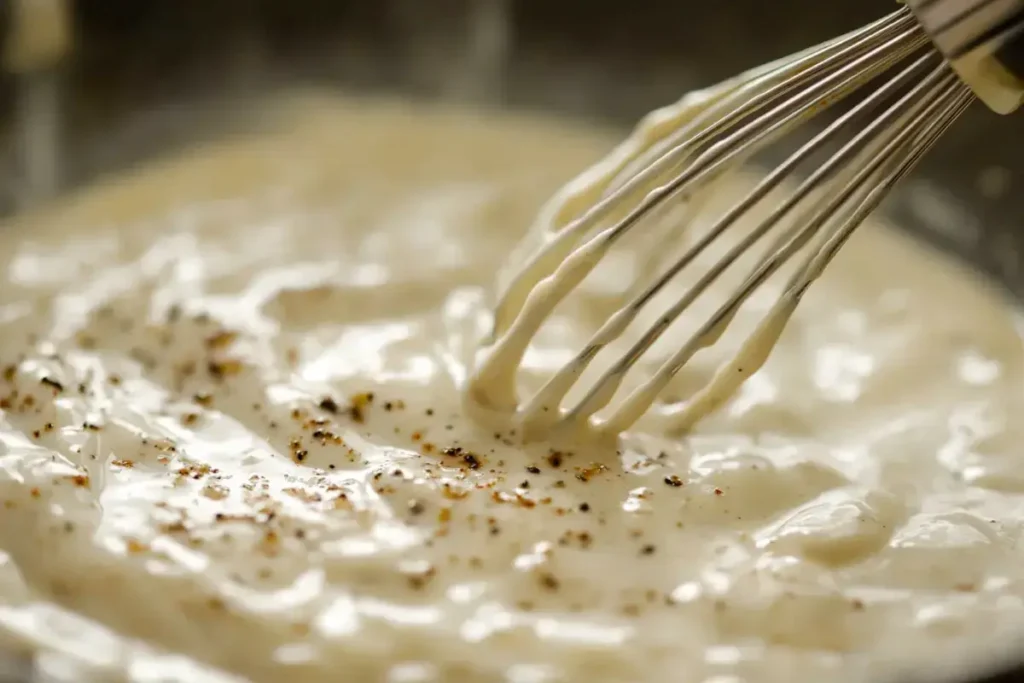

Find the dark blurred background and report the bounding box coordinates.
[0,0,890,214]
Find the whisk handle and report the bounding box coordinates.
[906,0,1024,113]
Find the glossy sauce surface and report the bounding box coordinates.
[0,93,1023,682]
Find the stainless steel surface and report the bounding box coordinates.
[907,0,1024,63]
[906,0,1024,113]
[0,1,1021,681]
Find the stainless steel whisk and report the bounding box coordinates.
[470,0,1024,439]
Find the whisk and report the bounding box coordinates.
[467,0,1024,439]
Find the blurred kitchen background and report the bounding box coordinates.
[0,0,901,218]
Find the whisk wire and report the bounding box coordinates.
[487,9,925,346]
[604,91,971,435]
[789,90,973,304]
[472,6,980,438]
[519,51,946,433]
[602,8,925,197]
[477,15,933,417]
[601,71,972,433]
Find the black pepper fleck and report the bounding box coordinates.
[539,573,560,590]
[318,397,340,414]
[40,377,63,393]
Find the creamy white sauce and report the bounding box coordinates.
[0,91,1022,683]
